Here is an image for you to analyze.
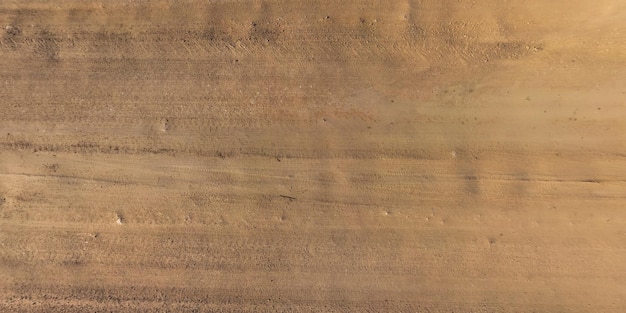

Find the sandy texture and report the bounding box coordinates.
[1,1,626,312]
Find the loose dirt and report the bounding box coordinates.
[1,1,625,312]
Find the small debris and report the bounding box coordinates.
[5,25,21,36]
[279,195,296,201]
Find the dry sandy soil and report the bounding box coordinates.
[1,0,626,312]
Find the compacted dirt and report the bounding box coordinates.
[1,1,626,312]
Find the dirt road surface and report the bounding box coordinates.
[1,1,626,312]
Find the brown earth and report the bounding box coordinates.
[1,0,626,312]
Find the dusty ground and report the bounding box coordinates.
[1,0,626,312]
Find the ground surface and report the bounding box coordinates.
[1,0,626,312]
